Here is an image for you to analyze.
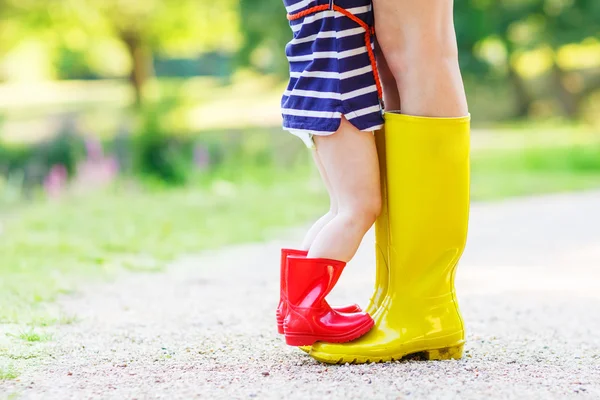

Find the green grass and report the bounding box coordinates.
[15,329,53,343]
[0,365,19,380]
[0,135,599,326]
[471,143,600,199]
[0,169,328,325]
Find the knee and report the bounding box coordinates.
[341,195,381,232]
[388,41,459,84]
[380,21,460,83]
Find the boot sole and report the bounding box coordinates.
[278,309,364,335]
[284,319,375,347]
[310,342,464,364]
[279,323,361,354]
[278,321,311,353]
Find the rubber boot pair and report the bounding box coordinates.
[309,113,471,364]
[277,249,374,346]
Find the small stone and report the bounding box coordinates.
[261,372,270,377]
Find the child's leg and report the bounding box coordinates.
[300,150,338,250]
[300,51,396,254]
[308,118,381,262]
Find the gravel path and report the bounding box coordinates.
[2,191,600,399]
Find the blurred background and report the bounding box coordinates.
[0,0,599,324]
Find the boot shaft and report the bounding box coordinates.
[369,127,391,313]
[384,113,470,297]
[280,248,308,293]
[285,256,346,309]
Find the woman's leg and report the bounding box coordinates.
[377,46,401,112]
[300,150,338,250]
[307,118,381,262]
[373,0,468,117]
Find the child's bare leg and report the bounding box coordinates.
[302,52,394,254]
[308,118,381,262]
[301,150,338,250]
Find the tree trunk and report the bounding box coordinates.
[503,37,533,119]
[121,31,153,108]
[507,65,532,118]
[551,61,579,119]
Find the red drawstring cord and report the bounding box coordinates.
[287,4,384,105]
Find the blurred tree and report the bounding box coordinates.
[2,0,598,119]
[0,0,54,55]
[454,0,541,117]
[456,0,599,118]
[1,0,240,102]
[0,0,69,81]
[238,0,291,76]
[77,0,240,106]
[540,0,600,117]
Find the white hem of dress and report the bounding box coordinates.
[287,123,384,149]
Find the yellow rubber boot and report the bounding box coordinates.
[310,113,471,364]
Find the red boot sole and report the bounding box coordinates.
[284,318,374,347]
[278,307,364,335]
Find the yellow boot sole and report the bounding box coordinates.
[310,342,464,364]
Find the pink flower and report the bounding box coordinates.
[44,164,68,199]
[194,145,210,170]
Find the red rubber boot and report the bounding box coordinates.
[276,249,362,334]
[283,256,374,346]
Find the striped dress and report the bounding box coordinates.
[281,0,384,147]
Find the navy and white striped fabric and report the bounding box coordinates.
[281,0,384,146]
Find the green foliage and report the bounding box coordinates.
[131,124,311,187]
[2,0,597,115]
[133,107,194,185]
[0,144,31,173]
[455,0,600,55]
[238,0,292,76]
[80,0,239,53]
[0,128,85,190]
[197,127,311,179]
[471,140,600,199]
[474,143,600,173]
[0,0,240,102]
[38,129,86,178]
[55,46,99,80]
[235,0,600,118]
